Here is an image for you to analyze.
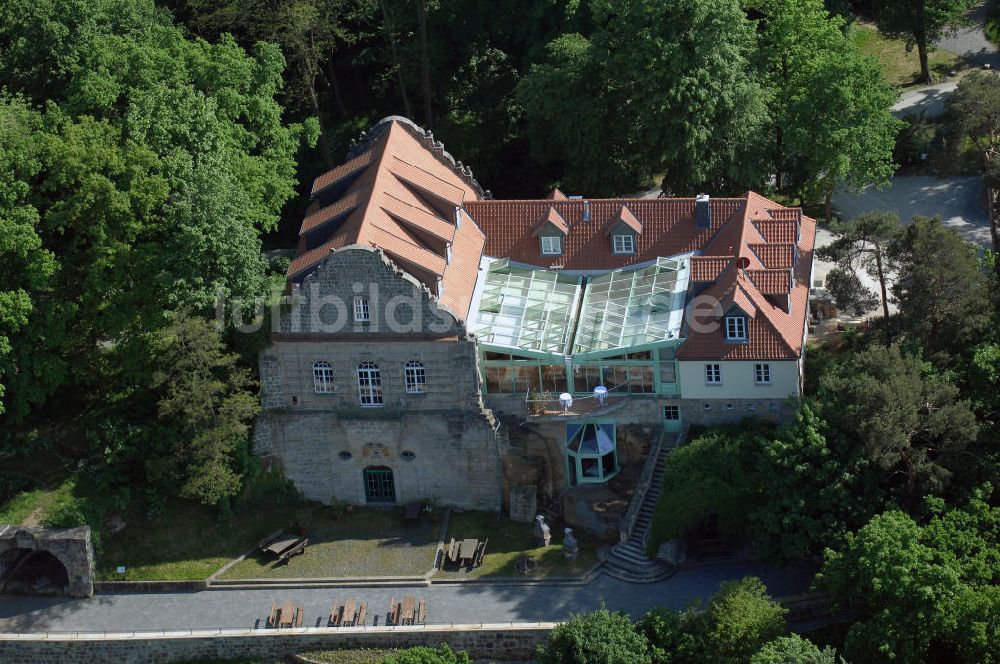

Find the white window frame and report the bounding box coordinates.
[725,316,747,341]
[312,361,335,394]
[357,361,383,407]
[705,363,722,385]
[754,363,772,385]
[612,234,636,254]
[663,405,680,421]
[353,296,370,322]
[540,235,562,256]
[404,361,427,394]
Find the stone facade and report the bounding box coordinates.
[258,247,502,510]
[0,525,95,598]
[0,624,555,664]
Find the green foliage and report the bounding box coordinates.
[378,645,471,664]
[872,0,977,82]
[889,216,993,360]
[754,0,901,214]
[750,635,838,664]
[648,425,763,549]
[819,344,978,507]
[152,311,259,505]
[894,114,942,172]
[942,71,1000,173]
[0,0,310,421]
[537,607,652,664]
[817,211,900,324]
[637,577,787,664]
[818,489,999,664]
[519,0,769,196]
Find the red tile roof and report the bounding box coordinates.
[604,205,643,234]
[530,206,571,236]
[289,118,486,320]
[292,118,816,361]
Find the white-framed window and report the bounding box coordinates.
[312,361,335,394]
[754,363,772,385]
[663,405,680,421]
[705,363,722,385]
[353,296,370,322]
[540,235,562,255]
[725,316,747,340]
[612,234,636,254]
[404,361,426,394]
[357,361,383,406]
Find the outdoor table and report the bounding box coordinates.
[401,596,416,625]
[341,598,357,626]
[279,600,294,628]
[266,535,300,556]
[460,539,478,561]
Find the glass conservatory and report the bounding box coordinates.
[470,256,690,399]
[565,422,618,485]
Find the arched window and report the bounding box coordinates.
[404,361,426,394]
[312,361,334,393]
[357,361,383,406]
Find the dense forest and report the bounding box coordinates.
[0,1,997,661]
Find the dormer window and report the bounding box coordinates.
[725,315,747,341]
[541,235,563,255]
[612,234,636,255]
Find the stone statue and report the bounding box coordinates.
[563,528,579,561]
[534,515,551,547]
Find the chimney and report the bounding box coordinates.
[695,194,711,229]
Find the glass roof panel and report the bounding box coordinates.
[571,257,690,354]
[470,260,582,354]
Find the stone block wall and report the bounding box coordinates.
[0,624,555,664]
[0,525,94,598]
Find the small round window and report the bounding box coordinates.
[400,450,416,462]
[338,451,352,461]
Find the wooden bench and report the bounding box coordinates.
[294,606,304,627]
[388,596,399,626]
[341,599,357,627]
[278,537,308,561]
[258,529,285,553]
[446,538,458,563]
[267,600,278,628]
[356,602,367,626]
[474,538,489,567]
[401,596,416,625]
[328,599,342,626]
[416,599,426,625]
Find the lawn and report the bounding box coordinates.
[434,511,600,579]
[850,24,959,86]
[0,488,47,525]
[219,507,441,580]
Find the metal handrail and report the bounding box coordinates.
[618,429,666,546]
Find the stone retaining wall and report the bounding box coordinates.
[0,624,554,664]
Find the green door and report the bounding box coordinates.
[363,466,396,504]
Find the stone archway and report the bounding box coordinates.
[0,525,94,598]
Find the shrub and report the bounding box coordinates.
[0,474,37,503]
[750,635,838,664]
[379,644,472,663]
[537,608,652,664]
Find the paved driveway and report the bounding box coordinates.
[936,1,1000,69]
[832,176,991,246]
[0,561,816,633]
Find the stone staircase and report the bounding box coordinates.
[602,429,684,583]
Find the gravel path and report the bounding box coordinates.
[0,561,816,634]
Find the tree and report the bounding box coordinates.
[518,0,770,196]
[380,644,472,664]
[819,345,979,507]
[943,71,1000,273]
[818,491,999,664]
[536,608,652,664]
[873,0,977,83]
[647,425,764,552]
[152,311,259,505]
[516,33,649,195]
[749,404,864,562]
[817,211,901,335]
[888,216,992,360]
[0,97,63,419]
[638,577,787,664]
[783,48,901,221]
[750,635,838,664]
[0,0,314,419]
